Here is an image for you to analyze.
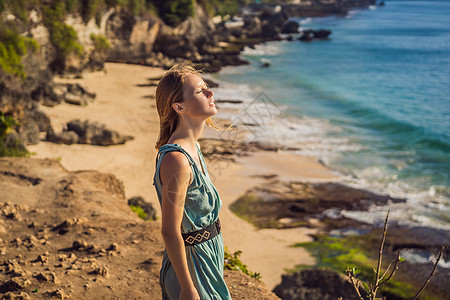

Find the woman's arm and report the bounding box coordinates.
[160,151,199,300]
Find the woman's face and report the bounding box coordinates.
[178,74,216,119]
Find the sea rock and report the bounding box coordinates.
[273,269,365,300]
[31,81,61,107]
[65,119,134,146]
[53,83,96,106]
[281,20,300,34]
[46,130,79,145]
[242,16,263,38]
[298,29,332,41]
[312,29,332,39]
[261,22,281,40]
[230,180,405,229]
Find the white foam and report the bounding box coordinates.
[213,80,450,231]
[300,17,312,25]
[242,43,283,56]
[400,249,450,268]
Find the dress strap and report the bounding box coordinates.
[155,143,195,167]
[153,144,196,187]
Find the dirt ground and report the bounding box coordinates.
[0,157,279,299]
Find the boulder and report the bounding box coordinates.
[66,119,134,146]
[46,130,79,145]
[273,269,365,300]
[281,20,300,34]
[261,22,281,40]
[53,83,96,106]
[230,180,405,229]
[128,196,157,221]
[313,29,332,39]
[298,29,332,41]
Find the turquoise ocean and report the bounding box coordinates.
[211,0,450,233]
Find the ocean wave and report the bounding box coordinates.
[241,43,284,56]
[400,249,450,268]
[214,61,450,232]
[299,17,312,25]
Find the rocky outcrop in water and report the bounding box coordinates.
[230,180,406,229]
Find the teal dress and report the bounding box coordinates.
[153,142,232,300]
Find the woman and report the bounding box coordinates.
[153,64,232,300]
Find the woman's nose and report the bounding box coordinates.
[205,89,213,98]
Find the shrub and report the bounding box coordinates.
[43,2,84,57]
[90,33,110,52]
[153,0,195,26]
[130,204,148,220]
[1,0,30,23]
[198,0,252,17]
[0,112,29,157]
[224,247,261,280]
[0,22,39,78]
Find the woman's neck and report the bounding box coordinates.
[169,118,206,149]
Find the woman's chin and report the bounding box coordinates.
[209,106,218,115]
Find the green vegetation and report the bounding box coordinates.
[0,0,30,23]
[42,2,84,58]
[0,22,39,78]
[90,33,110,52]
[198,0,252,17]
[0,112,29,157]
[224,247,261,280]
[293,234,440,300]
[153,0,195,26]
[130,204,149,220]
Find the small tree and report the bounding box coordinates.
[346,211,447,300]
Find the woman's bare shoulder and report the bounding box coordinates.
[160,151,190,172]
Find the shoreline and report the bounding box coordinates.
[28,62,336,290]
[22,59,450,297]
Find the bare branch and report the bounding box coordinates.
[412,245,447,300]
[374,211,390,290]
[376,251,401,289]
[379,257,394,280]
[346,267,365,300]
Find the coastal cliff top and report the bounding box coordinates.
[0,157,279,299]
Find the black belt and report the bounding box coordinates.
[182,218,221,246]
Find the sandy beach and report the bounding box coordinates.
[28,62,339,290]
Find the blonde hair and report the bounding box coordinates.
[155,64,233,150]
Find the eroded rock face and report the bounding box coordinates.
[273,269,365,300]
[106,10,160,64]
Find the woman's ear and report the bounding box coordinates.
[172,102,184,113]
